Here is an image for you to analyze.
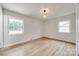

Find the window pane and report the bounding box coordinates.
[9,18,24,35]
[59,21,70,33]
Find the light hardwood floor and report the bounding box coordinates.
[0,38,76,56]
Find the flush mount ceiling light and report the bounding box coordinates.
[40,8,49,18]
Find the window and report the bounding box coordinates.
[59,21,70,33]
[9,18,24,35]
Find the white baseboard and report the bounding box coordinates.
[3,36,75,48]
[44,36,76,44]
[4,36,42,48]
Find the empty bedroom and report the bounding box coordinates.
[0,3,76,56]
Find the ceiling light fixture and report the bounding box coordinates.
[40,8,49,18]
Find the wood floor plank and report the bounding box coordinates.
[0,38,76,56]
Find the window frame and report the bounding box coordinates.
[8,16,24,35]
[58,21,70,33]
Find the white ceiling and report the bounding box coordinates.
[1,3,75,20]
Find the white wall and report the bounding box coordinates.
[44,13,75,43]
[76,4,79,56]
[3,9,43,47]
[0,5,4,48]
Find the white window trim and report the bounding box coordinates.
[8,16,24,35]
[58,21,70,33]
